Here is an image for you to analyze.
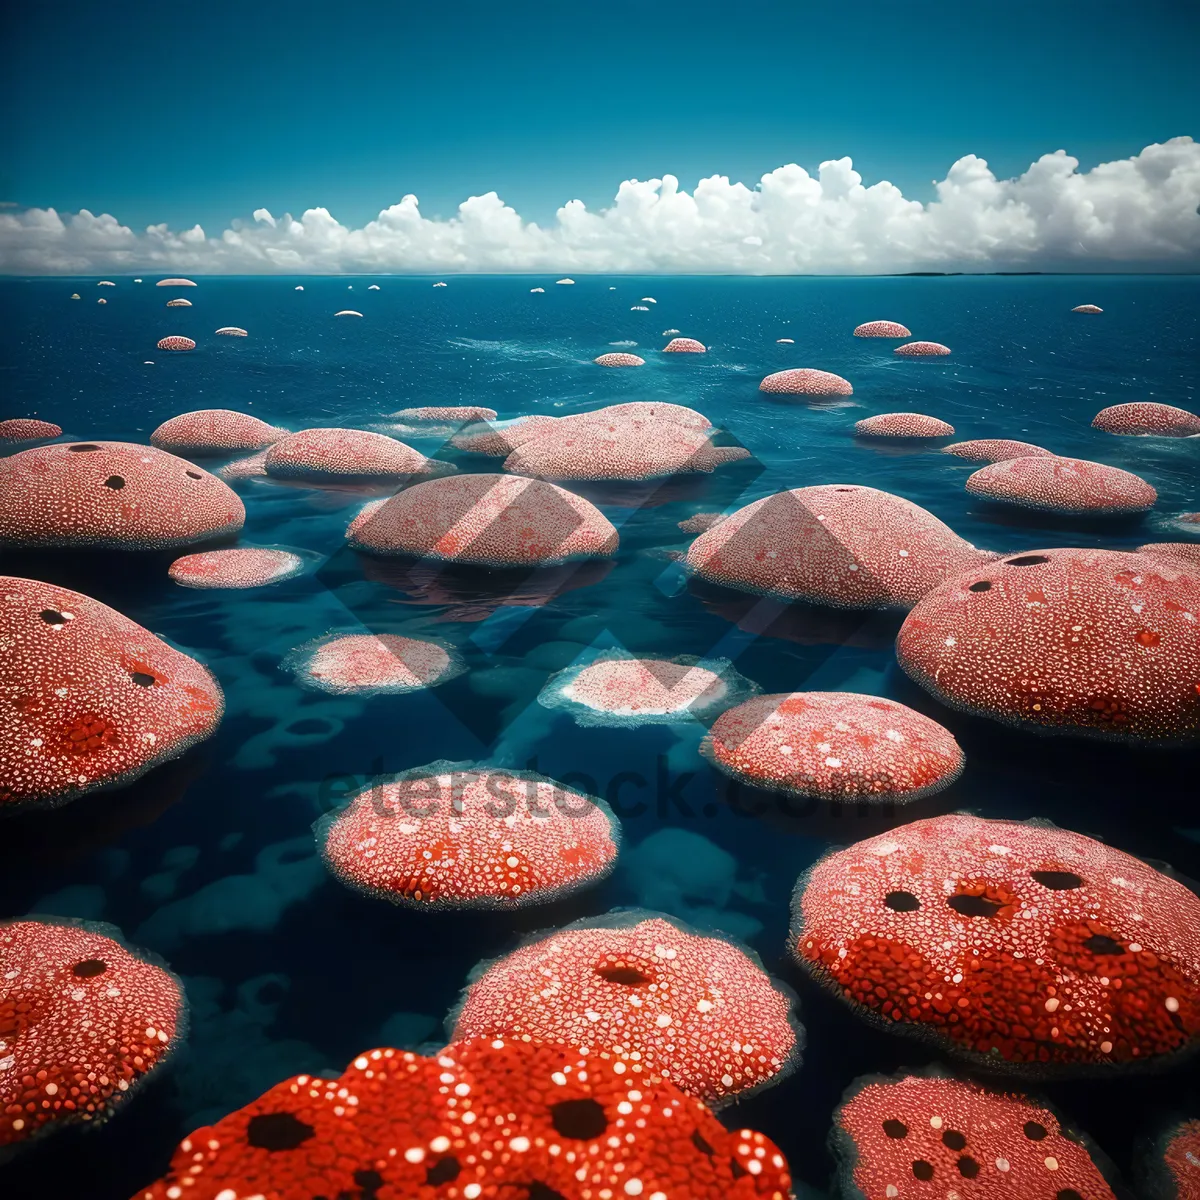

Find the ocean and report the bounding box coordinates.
[1,273,1198,1198]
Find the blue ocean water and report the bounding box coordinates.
[0,274,1198,1198]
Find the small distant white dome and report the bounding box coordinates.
[609,286,616,290]
[70,293,80,300]
[97,297,107,304]
[215,327,248,337]
[368,284,381,290]
[347,284,354,289]
[295,285,305,291]
[134,278,143,283]
[776,338,795,344]
[631,305,649,311]
[662,329,680,335]
[641,297,657,303]
[98,280,115,286]
[166,298,192,307]
[433,281,448,287]
[530,287,545,294]
[335,310,363,317]
[556,278,575,285]
[156,278,197,287]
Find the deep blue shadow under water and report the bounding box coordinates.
[0,275,1197,1198]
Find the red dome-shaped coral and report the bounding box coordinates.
[214,326,247,336]
[856,413,955,438]
[0,576,224,809]
[854,320,911,338]
[1137,542,1200,568]
[832,1071,1118,1200]
[316,760,619,908]
[897,548,1200,744]
[895,341,951,356]
[151,409,287,456]
[702,691,964,805]
[137,1036,793,1200]
[759,368,853,396]
[346,473,618,566]
[944,439,1055,463]
[1144,1118,1200,1200]
[451,414,559,456]
[965,456,1157,515]
[595,352,645,367]
[0,917,184,1151]
[155,336,194,352]
[685,484,995,610]
[390,405,498,423]
[664,337,706,353]
[0,419,62,443]
[285,632,464,695]
[264,428,440,483]
[156,278,196,287]
[168,548,304,589]
[0,442,245,550]
[1072,304,1103,313]
[451,913,802,1105]
[792,812,1200,1073]
[165,298,191,308]
[1092,402,1200,438]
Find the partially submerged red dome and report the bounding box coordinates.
[1092,402,1200,438]
[944,439,1054,463]
[895,341,950,356]
[0,419,61,443]
[317,761,619,908]
[664,337,706,352]
[685,484,995,610]
[0,442,245,550]
[451,414,559,456]
[287,632,462,695]
[966,456,1157,515]
[595,352,645,367]
[792,813,1200,1072]
[346,473,618,566]
[1072,303,1103,313]
[856,412,955,438]
[703,691,964,804]
[854,320,911,338]
[155,336,194,352]
[390,405,498,423]
[760,368,853,396]
[0,576,223,809]
[151,408,287,456]
[264,428,439,482]
[451,913,802,1104]
[0,918,183,1151]
[1148,1118,1200,1200]
[168,548,304,589]
[1137,541,1200,568]
[833,1072,1118,1200]
[898,548,1200,744]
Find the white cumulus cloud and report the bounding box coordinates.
[2,138,1198,274]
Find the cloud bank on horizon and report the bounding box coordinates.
[3,139,1199,275]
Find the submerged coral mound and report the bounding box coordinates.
[1141,1117,1200,1200]
[316,760,619,908]
[155,336,195,351]
[168,548,305,589]
[1137,541,1200,568]
[285,632,464,695]
[663,337,707,352]
[0,575,224,809]
[539,651,757,727]
[389,405,498,423]
[684,484,995,610]
[1092,402,1200,438]
[0,917,184,1152]
[759,368,853,396]
[594,352,645,367]
[855,413,955,438]
[151,409,287,456]
[894,341,951,356]
[832,1071,1117,1200]
[0,441,245,550]
[264,428,440,482]
[0,418,62,443]
[897,548,1200,744]
[944,439,1054,463]
[1072,304,1103,313]
[451,912,802,1105]
[854,320,911,337]
[702,691,964,805]
[791,813,1200,1074]
[137,1036,793,1200]
[965,456,1157,515]
[451,414,559,455]
[346,473,618,566]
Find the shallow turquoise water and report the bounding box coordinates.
[0,274,1198,1197]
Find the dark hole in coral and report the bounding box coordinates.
[596,964,652,986]
[834,487,855,492]
[1083,933,1125,956]
[185,470,202,479]
[1006,555,1050,567]
[692,1129,716,1155]
[912,1160,935,1181]
[957,1156,980,1178]
[72,958,107,978]
[354,1168,384,1196]
[882,1119,908,1139]
[130,671,157,688]
[246,1111,315,1151]
[884,890,921,913]
[103,475,125,489]
[425,1157,460,1186]
[1057,1191,1086,1200]
[1024,1121,1048,1141]
[946,893,1003,918]
[550,1098,607,1140]
[287,719,329,735]
[968,580,992,592]
[942,1130,966,1151]
[39,610,65,625]
[68,444,100,452]
[731,1158,748,1179]
[1031,870,1085,890]
[527,1185,569,1200]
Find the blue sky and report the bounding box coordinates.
[4,0,1198,229]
